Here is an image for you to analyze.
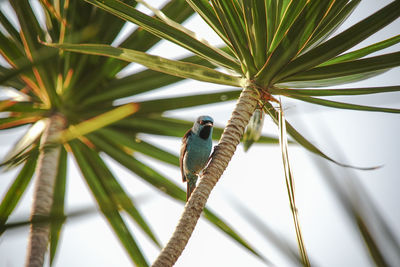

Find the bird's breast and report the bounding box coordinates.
[184,136,212,174]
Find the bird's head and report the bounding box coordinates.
[193,115,214,139]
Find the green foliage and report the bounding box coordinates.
[0,0,275,265]
[1,0,399,266]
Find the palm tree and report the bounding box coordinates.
[0,1,279,266]
[49,0,400,266]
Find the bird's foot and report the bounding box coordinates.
[207,144,220,163]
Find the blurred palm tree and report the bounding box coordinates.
[1,0,400,267]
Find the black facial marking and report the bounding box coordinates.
[199,125,212,139]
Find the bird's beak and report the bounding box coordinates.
[205,122,213,127]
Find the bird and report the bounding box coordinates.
[180,115,214,201]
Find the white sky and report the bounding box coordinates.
[0,1,399,266]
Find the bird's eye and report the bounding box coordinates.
[198,119,212,125]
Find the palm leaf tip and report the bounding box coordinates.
[263,102,380,170]
[1,119,47,168]
[59,103,139,142]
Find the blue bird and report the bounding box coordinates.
[180,115,214,201]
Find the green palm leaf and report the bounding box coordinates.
[0,10,21,44]
[314,155,399,267]
[211,0,257,74]
[321,34,400,66]
[186,0,231,46]
[282,94,400,114]
[83,0,240,71]
[91,131,269,263]
[305,0,361,51]
[70,140,149,267]
[81,53,216,107]
[80,135,161,247]
[10,1,57,106]
[270,86,400,96]
[0,149,38,233]
[96,128,180,167]
[136,90,241,114]
[284,52,400,83]
[1,119,46,168]
[60,103,139,142]
[45,42,243,87]
[276,0,400,82]
[256,0,334,84]
[279,69,388,88]
[278,101,310,266]
[263,102,377,170]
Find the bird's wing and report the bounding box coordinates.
[180,129,192,182]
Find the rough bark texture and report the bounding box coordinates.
[25,114,66,267]
[152,85,259,267]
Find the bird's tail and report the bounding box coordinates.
[186,175,198,201]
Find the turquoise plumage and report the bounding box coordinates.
[180,116,214,201]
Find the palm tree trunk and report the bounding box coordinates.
[152,85,259,267]
[25,114,66,267]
